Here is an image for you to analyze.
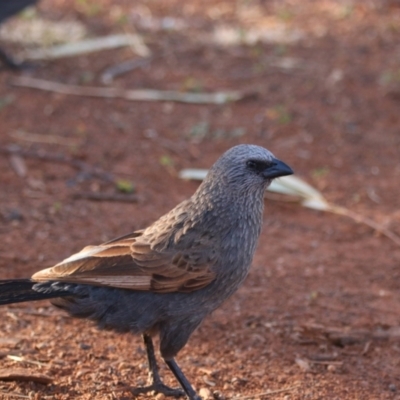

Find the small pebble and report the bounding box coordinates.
[155,394,166,400]
[117,362,131,370]
[3,209,24,221]
[75,369,91,378]
[389,383,397,392]
[199,387,212,399]
[213,390,226,400]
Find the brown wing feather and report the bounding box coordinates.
[31,229,216,292]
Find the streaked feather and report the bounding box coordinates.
[32,226,216,292]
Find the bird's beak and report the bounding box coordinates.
[263,159,293,179]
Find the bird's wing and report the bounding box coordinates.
[31,230,216,293]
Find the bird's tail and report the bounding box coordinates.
[0,279,67,305]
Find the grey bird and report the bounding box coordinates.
[0,144,293,399]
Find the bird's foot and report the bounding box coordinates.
[130,382,185,397]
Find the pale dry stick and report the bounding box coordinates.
[0,390,30,399]
[7,355,48,368]
[326,204,400,247]
[0,350,34,358]
[233,385,300,400]
[11,76,245,105]
[8,155,26,177]
[101,56,153,84]
[123,28,151,57]
[24,34,148,60]
[361,341,372,356]
[307,360,343,366]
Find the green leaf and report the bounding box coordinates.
[160,155,174,167]
[115,179,135,193]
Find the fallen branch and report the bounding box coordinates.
[101,56,154,84]
[24,34,150,60]
[7,355,47,368]
[0,368,52,384]
[11,76,247,105]
[0,350,36,359]
[326,204,400,247]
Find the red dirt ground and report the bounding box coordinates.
[0,1,400,399]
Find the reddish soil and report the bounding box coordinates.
[0,1,400,399]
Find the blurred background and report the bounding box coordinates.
[0,1,399,399]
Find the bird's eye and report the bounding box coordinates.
[246,160,258,170]
[246,159,271,173]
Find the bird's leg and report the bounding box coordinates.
[165,358,202,400]
[130,334,185,397]
[143,333,163,386]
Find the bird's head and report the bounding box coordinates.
[202,144,293,196]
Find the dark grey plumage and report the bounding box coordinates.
[0,144,293,399]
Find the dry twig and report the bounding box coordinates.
[8,155,26,177]
[101,56,154,84]
[0,390,30,399]
[7,355,48,368]
[24,34,150,60]
[0,368,52,384]
[11,76,246,105]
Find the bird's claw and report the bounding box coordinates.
[130,382,186,397]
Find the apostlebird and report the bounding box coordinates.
[0,144,293,399]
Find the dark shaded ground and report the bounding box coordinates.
[0,0,400,399]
